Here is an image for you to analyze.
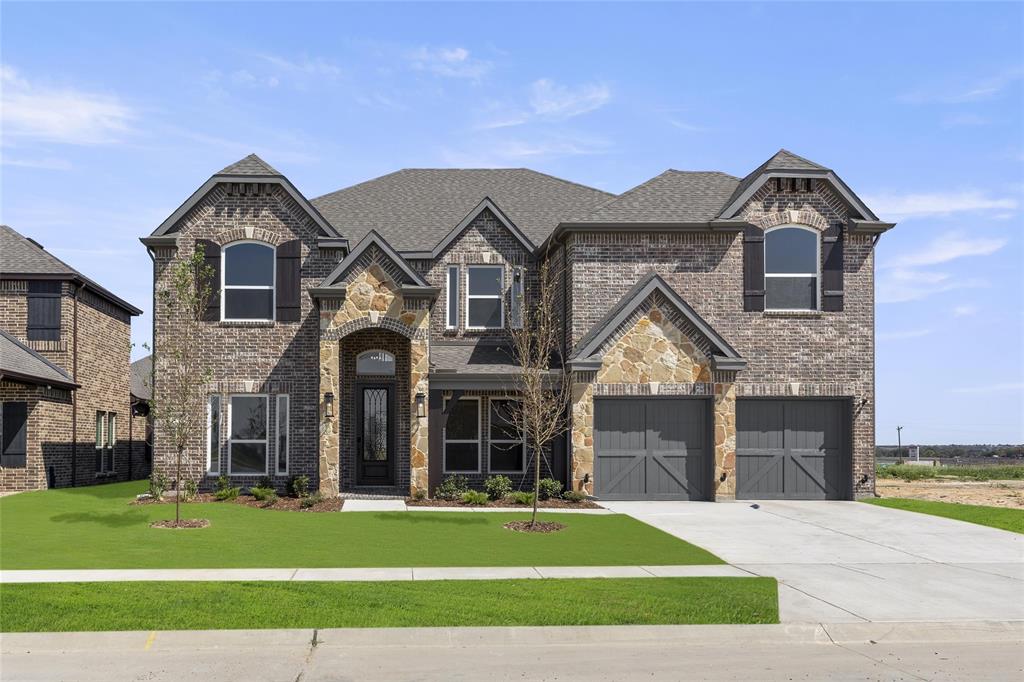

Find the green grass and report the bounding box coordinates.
[0,578,778,631]
[876,463,1024,482]
[0,481,721,569]
[863,498,1024,534]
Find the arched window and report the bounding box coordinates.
[223,242,275,321]
[356,350,396,375]
[764,226,819,311]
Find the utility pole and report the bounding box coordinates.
[896,426,904,461]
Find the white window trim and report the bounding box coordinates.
[510,267,524,330]
[445,265,459,330]
[95,411,115,474]
[276,394,289,476]
[442,396,481,474]
[764,225,821,312]
[465,265,504,330]
[488,398,525,474]
[221,241,276,322]
[207,395,220,476]
[227,394,270,476]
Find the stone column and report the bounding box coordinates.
[318,338,340,495]
[713,382,737,500]
[570,379,594,494]
[409,336,429,496]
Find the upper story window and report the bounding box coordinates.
[466,265,503,330]
[764,226,819,311]
[27,281,61,341]
[222,242,275,321]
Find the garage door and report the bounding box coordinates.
[736,399,849,500]
[594,398,710,500]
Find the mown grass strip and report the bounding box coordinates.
[863,498,1024,534]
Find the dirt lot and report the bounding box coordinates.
[875,478,1024,508]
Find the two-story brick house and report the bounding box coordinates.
[1,225,145,492]
[143,150,893,501]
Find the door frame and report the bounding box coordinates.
[354,382,396,487]
[592,395,714,501]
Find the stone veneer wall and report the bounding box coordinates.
[318,262,430,496]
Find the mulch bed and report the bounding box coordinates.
[503,520,566,533]
[150,519,210,529]
[407,497,602,509]
[134,493,343,512]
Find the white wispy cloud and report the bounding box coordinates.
[886,231,1008,268]
[952,304,977,317]
[0,155,72,171]
[409,46,490,80]
[865,190,1017,220]
[878,329,933,341]
[0,65,134,145]
[440,133,610,166]
[667,118,708,133]
[949,382,1024,395]
[901,66,1024,104]
[475,78,611,130]
[876,268,986,304]
[206,53,342,90]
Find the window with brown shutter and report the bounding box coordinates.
[275,240,301,322]
[27,281,61,341]
[742,226,765,312]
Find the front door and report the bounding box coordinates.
[356,384,395,486]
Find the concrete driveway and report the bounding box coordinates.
[602,500,1024,623]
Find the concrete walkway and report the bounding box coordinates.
[3,621,1021,681]
[0,564,747,583]
[603,499,1024,623]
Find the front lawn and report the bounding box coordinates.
[0,578,778,631]
[876,463,1024,482]
[0,482,722,568]
[863,498,1024,534]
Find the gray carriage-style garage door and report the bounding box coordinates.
[593,398,710,501]
[736,399,850,500]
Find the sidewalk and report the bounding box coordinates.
[0,564,747,583]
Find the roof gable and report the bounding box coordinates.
[429,197,535,257]
[319,230,430,289]
[570,273,745,372]
[217,153,281,176]
[0,330,78,389]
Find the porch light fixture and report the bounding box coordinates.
[324,392,334,418]
[416,392,426,419]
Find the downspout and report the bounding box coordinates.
[71,281,82,486]
[147,246,156,477]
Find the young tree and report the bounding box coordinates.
[150,245,214,526]
[507,254,573,529]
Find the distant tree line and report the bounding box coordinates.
[876,444,1024,460]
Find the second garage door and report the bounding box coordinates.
[736,399,850,500]
[594,398,710,500]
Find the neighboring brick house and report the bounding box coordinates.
[143,150,893,501]
[1,225,144,492]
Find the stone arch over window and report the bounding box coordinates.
[758,210,829,232]
[328,315,420,341]
[764,225,820,311]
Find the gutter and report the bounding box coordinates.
[537,219,749,254]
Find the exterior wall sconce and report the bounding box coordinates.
[416,392,426,419]
[324,392,334,418]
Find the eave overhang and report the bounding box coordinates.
[0,370,79,391]
[718,169,879,222]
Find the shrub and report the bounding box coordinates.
[435,475,470,501]
[411,488,427,501]
[148,472,169,499]
[300,492,324,509]
[181,478,199,503]
[257,475,274,490]
[509,491,535,506]
[287,475,310,498]
[483,475,513,500]
[250,486,275,501]
[215,475,231,492]
[214,485,240,502]
[261,492,279,507]
[538,478,564,500]
[461,490,489,506]
[563,490,587,503]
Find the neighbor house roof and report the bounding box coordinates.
[0,329,78,389]
[311,168,614,253]
[130,355,152,401]
[0,225,142,316]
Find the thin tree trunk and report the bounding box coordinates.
[531,443,540,528]
[175,446,182,526]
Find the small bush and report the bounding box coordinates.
[214,486,240,502]
[461,490,489,506]
[261,492,279,507]
[148,472,169,499]
[412,488,427,501]
[257,475,274,490]
[563,490,587,503]
[435,475,470,501]
[300,492,324,509]
[215,475,231,492]
[483,475,513,500]
[250,486,275,501]
[287,475,310,498]
[181,478,199,503]
[509,491,535,506]
[538,478,564,500]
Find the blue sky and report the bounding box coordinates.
[2,2,1021,444]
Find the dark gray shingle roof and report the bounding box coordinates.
[430,343,521,374]
[0,225,141,315]
[217,154,281,176]
[311,169,614,251]
[131,355,152,400]
[720,149,831,216]
[0,330,77,389]
[580,171,740,223]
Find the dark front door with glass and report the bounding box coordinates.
[356,384,394,486]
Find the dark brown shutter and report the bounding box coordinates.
[195,240,220,321]
[2,401,28,468]
[743,225,765,312]
[275,240,302,322]
[822,222,844,312]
